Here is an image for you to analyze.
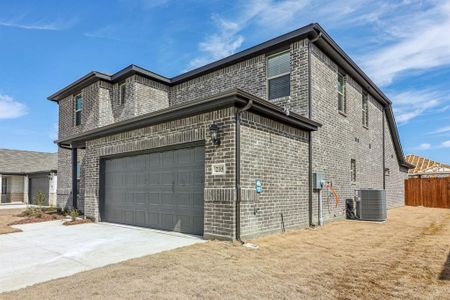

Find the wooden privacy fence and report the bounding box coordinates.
[405,177,450,208]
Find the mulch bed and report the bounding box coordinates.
[63,219,92,226]
[8,213,64,226]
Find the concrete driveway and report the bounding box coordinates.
[0,220,204,293]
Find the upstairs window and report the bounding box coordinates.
[74,94,83,126]
[351,159,357,182]
[267,51,290,100]
[337,72,346,114]
[119,83,126,105]
[362,92,369,127]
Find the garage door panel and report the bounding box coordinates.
[174,192,192,207]
[134,192,147,205]
[160,213,175,230]
[135,210,146,226]
[148,173,160,185]
[123,210,134,224]
[177,215,192,232]
[177,148,194,165]
[193,170,204,185]
[161,151,174,167]
[102,146,205,235]
[148,192,161,205]
[148,153,161,168]
[193,192,204,208]
[160,171,174,185]
[147,212,160,227]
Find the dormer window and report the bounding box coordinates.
[74,94,83,126]
[267,51,290,100]
[119,83,126,105]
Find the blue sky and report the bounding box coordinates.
[0,0,449,163]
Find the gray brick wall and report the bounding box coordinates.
[57,75,170,209]
[83,108,237,240]
[309,44,385,223]
[56,147,85,211]
[58,82,100,140]
[239,111,309,239]
[384,118,408,208]
[170,40,309,116]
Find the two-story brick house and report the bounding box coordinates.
[49,23,412,240]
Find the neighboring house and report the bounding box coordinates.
[406,154,450,178]
[0,149,58,205]
[48,23,412,240]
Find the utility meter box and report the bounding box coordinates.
[313,172,325,190]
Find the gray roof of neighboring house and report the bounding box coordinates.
[0,149,57,175]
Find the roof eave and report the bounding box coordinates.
[56,89,320,147]
[48,71,111,102]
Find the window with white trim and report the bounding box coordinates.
[337,72,346,114]
[362,92,369,127]
[267,51,290,100]
[74,94,83,126]
[119,83,126,105]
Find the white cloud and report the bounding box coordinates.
[49,122,58,141]
[417,143,431,150]
[0,17,75,31]
[187,0,310,69]
[408,140,450,151]
[389,89,447,124]
[84,25,124,41]
[429,126,450,135]
[0,94,27,119]
[118,0,170,10]
[363,1,450,86]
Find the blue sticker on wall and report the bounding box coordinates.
[256,180,262,193]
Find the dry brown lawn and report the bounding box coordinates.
[0,208,25,234]
[2,206,450,299]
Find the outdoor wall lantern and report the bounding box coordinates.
[209,123,221,146]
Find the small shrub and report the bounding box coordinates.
[66,209,80,222]
[45,206,57,214]
[20,208,34,217]
[33,191,46,207]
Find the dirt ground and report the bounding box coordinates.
[2,206,449,299]
[0,209,24,234]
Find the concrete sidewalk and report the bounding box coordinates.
[0,221,204,293]
[0,203,28,210]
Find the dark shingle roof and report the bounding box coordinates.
[0,149,57,174]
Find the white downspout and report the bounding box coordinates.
[23,175,29,204]
[319,186,324,226]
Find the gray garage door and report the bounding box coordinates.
[29,176,49,206]
[102,146,205,235]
